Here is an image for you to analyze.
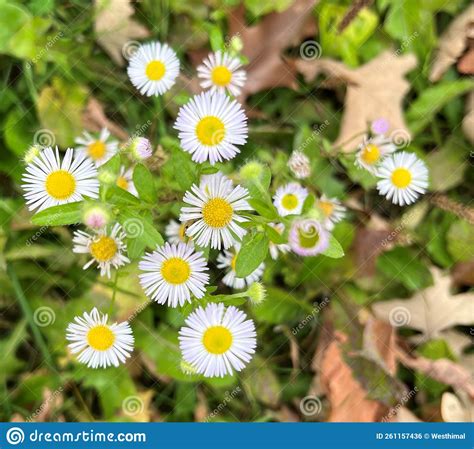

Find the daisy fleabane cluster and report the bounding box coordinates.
[75,128,119,167]
[179,172,252,249]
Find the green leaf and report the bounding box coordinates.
[447,220,474,263]
[322,234,345,258]
[235,231,269,278]
[3,109,35,157]
[31,202,82,226]
[105,185,141,206]
[133,164,156,203]
[265,223,286,244]
[248,198,277,220]
[377,247,433,291]
[118,210,163,249]
[407,80,474,135]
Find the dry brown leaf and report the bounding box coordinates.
[94,0,150,66]
[319,333,388,422]
[452,260,474,286]
[362,318,397,375]
[82,97,129,140]
[195,389,209,422]
[458,46,474,74]
[296,51,417,152]
[429,4,474,82]
[462,91,474,145]
[228,0,318,101]
[372,267,474,341]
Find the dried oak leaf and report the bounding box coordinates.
[228,0,318,101]
[296,51,417,152]
[372,267,474,341]
[462,91,474,145]
[94,0,150,66]
[429,4,474,82]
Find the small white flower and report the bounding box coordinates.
[288,150,311,179]
[376,151,429,206]
[165,219,192,245]
[197,51,246,96]
[268,223,290,260]
[139,242,209,307]
[355,135,396,174]
[129,137,152,161]
[289,219,329,257]
[127,41,180,96]
[174,91,248,165]
[179,303,256,378]
[217,244,265,289]
[116,166,137,196]
[66,307,134,368]
[22,146,99,212]
[273,182,308,217]
[180,172,252,250]
[75,128,119,167]
[73,223,130,278]
[317,195,346,230]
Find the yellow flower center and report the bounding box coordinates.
[116,176,129,190]
[45,170,76,200]
[87,325,115,351]
[146,60,166,81]
[319,200,334,217]
[196,116,226,146]
[202,326,233,354]
[88,141,106,160]
[178,223,187,241]
[202,198,233,228]
[298,226,319,249]
[281,193,298,210]
[211,65,232,86]
[161,257,191,284]
[391,168,412,188]
[361,144,381,165]
[231,255,237,271]
[90,236,118,262]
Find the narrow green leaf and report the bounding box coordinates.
[133,163,156,203]
[31,202,82,226]
[235,231,269,278]
[322,234,345,258]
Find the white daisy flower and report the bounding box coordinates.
[317,195,346,230]
[75,128,119,167]
[174,91,248,165]
[289,219,330,257]
[217,244,265,289]
[127,41,180,96]
[355,135,396,173]
[273,182,308,217]
[179,303,256,378]
[116,166,137,196]
[179,172,252,250]
[288,150,311,179]
[197,51,246,96]
[268,223,290,260]
[139,242,209,307]
[165,219,192,245]
[73,223,130,278]
[66,307,134,369]
[22,146,99,212]
[376,151,429,206]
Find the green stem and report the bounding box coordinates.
[108,269,120,317]
[154,96,167,139]
[7,263,54,370]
